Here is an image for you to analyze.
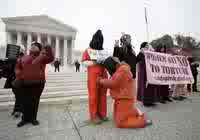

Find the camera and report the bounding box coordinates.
[0,44,20,79]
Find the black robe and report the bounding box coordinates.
[136,52,157,104]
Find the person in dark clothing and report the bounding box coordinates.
[10,52,24,118]
[118,34,137,79]
[191,62,199,92]
[54,58,60,72]
[136,42,157,107]
[187,57,193,93]
[14,42,54,127]
[75,60,80,72]
[4,64,21,118]
[4,52,24,118]
[155,45,172,103]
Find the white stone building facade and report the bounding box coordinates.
[0,15,77,66]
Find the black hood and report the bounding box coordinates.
[103,57,119,76]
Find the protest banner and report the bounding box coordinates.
[144,50,194,85]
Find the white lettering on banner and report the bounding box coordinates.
[144,50,194,85]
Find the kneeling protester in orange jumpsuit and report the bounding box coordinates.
[97,57,152,128]
[82,30,108,124]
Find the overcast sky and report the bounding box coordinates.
[0,0,199,53]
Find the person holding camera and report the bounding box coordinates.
[9,52,24,118]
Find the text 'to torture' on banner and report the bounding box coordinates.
[144,51,194,85]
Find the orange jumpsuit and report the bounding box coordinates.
[82,48,108,121]
[99,64,146,128]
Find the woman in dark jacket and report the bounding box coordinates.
[14,42,54,127]
[136,42,157,106]
[155,45,172,103]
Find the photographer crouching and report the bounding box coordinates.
[4,52,24,118]
[12,42,54,127]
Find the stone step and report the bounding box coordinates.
[47,73,87,76]
[46,80,87,84]
[43,86,87,93]
[46,75,87,78]
[45,82,87,87]
[0,71,89,105]
[0,81,87,94]
[46,73,87,76]
[46,72,87,76]
[0,94,89,109]
[0,89,88,102]
[47,78,87,81]
[47,71,87,74]
[0,85,87,95]
[46,78,87,81]
[0,95,112,109]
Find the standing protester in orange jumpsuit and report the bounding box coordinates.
[97,57,152,128]
[82,30,108,124]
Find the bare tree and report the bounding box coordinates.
[175,34,199,48]
[150,34,174,48]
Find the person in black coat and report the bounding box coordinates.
[155,45,172,103]
[54,58,60,72]
[136,42,157,106]
[75,60,80,72]
[187,57,193,93]
[114,34,137,79]
[191,62,199,92]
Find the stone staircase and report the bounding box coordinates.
[0,72,88,107]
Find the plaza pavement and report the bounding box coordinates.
[0,93,200,140]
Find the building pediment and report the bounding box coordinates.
[1,15,77,38]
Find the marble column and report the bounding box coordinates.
[55,36,60,59]
[27,33,32,54]
[71,39,75,48]
[17,32,22,46]
[47,35,51,45]
[69,39,75,64]
[6,32,12,44]
[64,39,68,65]
[37,33,41,43]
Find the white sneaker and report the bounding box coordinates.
[146,120,153,126]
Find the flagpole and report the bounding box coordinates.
[144,7,149,42]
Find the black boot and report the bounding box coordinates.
[31,120,40,126]
[193,89,198,92]
[143,103,156,107]
[179,96,187,100]
[173,96,184,101]
[11,111,15,116]
[164,97,173,102]
[159,100,166,104]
